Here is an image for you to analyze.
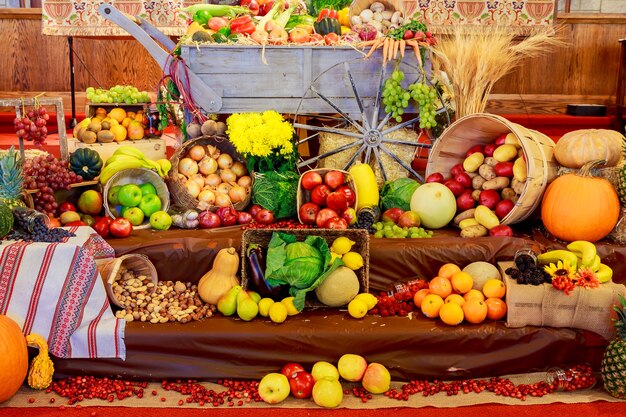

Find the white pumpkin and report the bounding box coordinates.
[554,129,625,169]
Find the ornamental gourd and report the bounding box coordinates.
[198,247,240,305]
[0,315,28,403]
[541,160,620,242]
[554,129,625,169]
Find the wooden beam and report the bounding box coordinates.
[0,8,41,20]
[557,13,626,24]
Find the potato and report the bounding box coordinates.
[460,224,488,238]
[493,144,518,162]
[474,205,500,230]
[472,175,486,190]
[511,178,526,195]
[482,176,510,191]
[471,190,481,201]
[478,164,496,181]
[513,157,527,182]
[501,187,516,200]
[463,152,485,173]
[504,133,521,148]
[484,157,498,166]
[467,172,478,178]
[453,208,476,226]
[459,218,479,229]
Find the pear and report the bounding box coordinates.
[236,289,251,305]
[217,285,242,316]
[237,298,259,321]
[247,291,261,304]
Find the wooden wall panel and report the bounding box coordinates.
[1,10,625,114]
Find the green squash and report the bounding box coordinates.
[69,148,103,181]
[314,17,341,36]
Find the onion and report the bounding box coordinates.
[205,173,222,187]
[237,175,252,188]
[220,168,237,183]
[189,173,205,188]
[207,145,220,159]
[214,193,231,207]
[178,158,198,177]
[217,182,232,195]
[188,145,206,161]
[198,157,218,175]
[198,189,216,204]
[217,153,233,169]
[184,180,201,198]
[231,161,247,177]
[177,173,188,182]
[228,185,247,203]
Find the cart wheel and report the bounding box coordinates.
[293,57,450,182]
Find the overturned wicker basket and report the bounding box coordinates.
[167,136,253,211]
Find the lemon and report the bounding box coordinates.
[269,302,288,323]
[342,252,364,270]
[330,251,343,264]
[354,293,377,310]
[281,297,300,316]
[258,298,275,317]
[348,298,368,319]
[331,237,355,255]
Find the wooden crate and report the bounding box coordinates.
[85,103,147,119]
[67,137,166,165]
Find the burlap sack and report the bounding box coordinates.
[500,262,626,340]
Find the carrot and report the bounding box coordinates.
[382,38,390,64]
[399,39,406,59]
[359,39,378,47]
[413,45,423,69]
[391,39,399,60]
[364,38,383,59]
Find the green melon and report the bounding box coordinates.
[0,201,14,239]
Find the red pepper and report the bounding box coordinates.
[317,9,339,22]
[230,15,256,35]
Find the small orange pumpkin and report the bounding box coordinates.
[541,160,620,242]
[0,315,28,403]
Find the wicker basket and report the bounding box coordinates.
[240,228,370,307]
[349,0,405,25]
[96,254,158,308]
[426,113,558,225]
[167,135,252,211]
[296,168,357,224]
[103,168,170,230]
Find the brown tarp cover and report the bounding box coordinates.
[53,226,620,381]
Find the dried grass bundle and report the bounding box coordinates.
[432,26,565,118]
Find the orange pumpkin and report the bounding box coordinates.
[541,160,620,242]
[0,315,28,403]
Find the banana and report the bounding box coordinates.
[587,254,601,273]
[596,263,613,283]
[141,158,164,176]
[537,250,579,270]
[104,154,141,166]
[113,146,147,160]
[566,241,597,266]
[157,159,172,177]
[99,159,144,184]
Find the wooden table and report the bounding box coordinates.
[616,39,626,132]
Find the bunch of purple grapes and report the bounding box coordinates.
[14,106,50,146]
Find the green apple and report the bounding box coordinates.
[107,185,122,206]
[312,378,343,408]
[258,373,290,404]
[119,206,131,217]
[138,194,162,217]
[123,207,145,226]
[117,184,143,207]
[139,182,157,196]
[149,210,172,230]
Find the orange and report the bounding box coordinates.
[413,289,430,308]
[428,276,452,299]
[463,289,485,302]
[438,263,461,279]
[439,302,464,326]
[451,271,473,294]
[445,294,465,306]
[462,299,488,324]
[421,294,444,319]
[482,279,506,299]
[108,107,127,123]
[485,298,507,321]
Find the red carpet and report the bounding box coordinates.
[4,402,624,417]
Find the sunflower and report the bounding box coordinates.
[544,260,576,280]
[574,267,600,289]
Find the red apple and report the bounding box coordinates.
[478,190,501,210]
[323,170,345,190]
[310,184,331,206]
[382,208,404,223]
[299,202,320,225]
[316,208,338,228]
[484,143,497,157]
[456,190,476,211]
[426,172,445,183]
[397,211,421,228]
[58,202,76,214]
[489,224,513,237]
[444,179,465,197]
[326,217,348,229]
[281,363,306,379]
[301,171,323,191]
[465,144,485,158]
[341,208,357,226]
[289,371,315,399]
[326,191,349,212]
[336,185,356,206]
[495,199,515,220]
[495,134,507,145]
[493,162,514,177]
[450,163,465,176]
[454,172,472,189]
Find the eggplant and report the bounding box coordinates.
[247,244,284,299]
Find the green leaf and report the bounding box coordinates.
[480,13,490,20]
[521,14,529,20]
[452,12,461,19]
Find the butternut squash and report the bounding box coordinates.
[198,247,240,305]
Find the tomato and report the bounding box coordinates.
[289,27,311,44]
[324,33,339,45]
[309,33,323,42]
[230,15,256,35]
[310,184,331,206]
[335,185,355,206]
[323,170,345,190]
[299,202,320,225]
[317,9,339,22]
[258,0,275,16]
[326,191,348,212]
[326,216,348,229]
[239,0,260,15]
[489,225,513,237]
[269,27,288,44]
[280,363,305,379]
[255,209,274,225]
[58,202,76,213]
[315,208,338,228]
[93,219,110,239]
[289,371,315,399]
[109,218,132,238]
[301,171,323,191]
[208,17,229,32]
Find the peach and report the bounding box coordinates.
[361,363,391,394]
[337,354,367,382]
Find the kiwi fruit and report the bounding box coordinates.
[73,124,84,139]
[79,130,97,144]
[97,130,115,143]
[87,120,102,133]
[101,120,111,130]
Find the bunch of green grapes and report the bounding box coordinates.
[372,221,433,239]
[408,82,438,129]
[382,70,411,123]
[86,85,150,104]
